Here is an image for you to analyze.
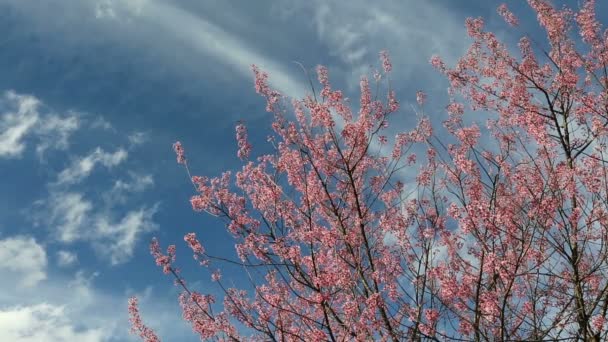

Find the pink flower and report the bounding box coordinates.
[211,269,221,282]
[388,90,399,112]
[429,55,445,71]
[252,65,281,112]
[235,122,252,160]
[184,233,204,254]
[497,4,519,26]
[147,4,608,339]
[150,238,175,274]
[172,141,186,164]
[379,50,392,73]
[128,297,160,342]
[416,90,426,105]
[591,315,605,331]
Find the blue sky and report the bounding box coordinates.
[0,0,603,341]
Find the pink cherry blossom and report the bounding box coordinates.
[133,4,608,340]
[415,90,426,106]
[172,141,186,164]
[497,4,519,26]
[235,122,251,160]
[128,297,160,342]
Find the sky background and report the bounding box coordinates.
[0,0,605,341]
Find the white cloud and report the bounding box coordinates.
[0,304,106,342]
[94,0,117,19]
[147,2,309,99]
[114,173,154,192]
[94,205,159,265]
[56,250,78,267]
[0,236,47,288]
[0,91,40,158]
[0,91,81,160]
[89,116,113,131]
[35,113,80,159]
[0,269,194,342]
[127,131,148,146]
[274,0,467,90]
[67,271,100,308]
[49,192,93,243]
[56,147,128,185]
[106,172,154,204]
[94,0,149,19]
[46,190,158,264]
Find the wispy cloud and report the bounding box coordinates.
[94,0,117,19]
[94,0,150,19]
[94,204,159,265]
[0,236,47,288]
[0,92,40,158]
[274,0,468,89]
[89,116,113,131]
[145,1,309,99]
[45,190,158,264]
[105,172,154,204]
[55,147,128,185]
[49,192,93,243]
[56,250,78,267]
[35,114,79,160]
[0,91,81,160]
[127,131,148,146]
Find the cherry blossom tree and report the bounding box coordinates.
[129,1,608,340]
